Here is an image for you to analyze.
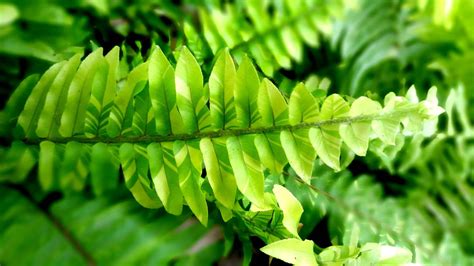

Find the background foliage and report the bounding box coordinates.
[0,0,473,265]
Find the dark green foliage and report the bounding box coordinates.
[0,185,225,265]
[332,0,452,96]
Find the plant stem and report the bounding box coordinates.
[23,108,416,145]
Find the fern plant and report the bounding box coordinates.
[363,85,474,260]
[0,44,442,226]
[290,165,474,265]
[332,0,452,96]
[1,1,470,265]
[185,0,344,76]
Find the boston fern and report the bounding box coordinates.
[185,0,341,76]
[0,39,443,264]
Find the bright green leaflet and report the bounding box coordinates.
[60,49,104,137]
[200,137,237,210]
[174,140,208,225]
[209,49,238,130]
[273,185,304,238]
[309,94,350,171]
[260,238,317,266]
[148,142,184,215]
[340,97,382,156]
[175,47,211,133]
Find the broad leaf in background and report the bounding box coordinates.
[0,185,225,265]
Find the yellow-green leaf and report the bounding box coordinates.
[174,140,208,225]
[261,239,317,266]
[200,137,237,209]
[340,97,381,156]
[209,49,238,129]
[273,185,303,238]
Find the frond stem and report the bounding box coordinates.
[23,108,417,145]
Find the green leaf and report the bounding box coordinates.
[119,143,162,209]
[175,47,211,133]
[216,202,233,222]
[310,94,349,171]
[264,33,292,69]
[273,185,304,238]
[358,243,412,264]
[198,8,226,54]
[260,238,317,266]
[184,21,210,64]
[200,138,237,209]
[295,16,319,47]
[288,83,319,125]
[148,46,183,135]
[60,49,104,137]
[227,135,267,209]
[254,133,287,174]
[248,42,275,76]
[340,97,381,156]
[37,54,82,138]
[130,81,154,136]
[108,61,149,137]
[318,94,350,120]
[281,26,304,63]
[84,47,119,137]
[235,55,261,128]
[59,141,90,191]
[147,142,184,215]
[38,141,61,191]
[280,129,316,182]
[1,74,39,136]
[209,9,243,48]
[258,78,288,126]
[318,245,359,263]
[372,92,403,145]
[209,49,238,129]
[0,141,37,183]
[18,61,66,138]
[90,143,119,196]
[174,140,208,225]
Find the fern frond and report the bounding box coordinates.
[362,85,474,259]
[333,0,448,96]
[0,46,442,225]
[301,166,474,264]
[188,0,343,76]
[369,86,473,183]
[260,223,413,266]
[410,182,474,254]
